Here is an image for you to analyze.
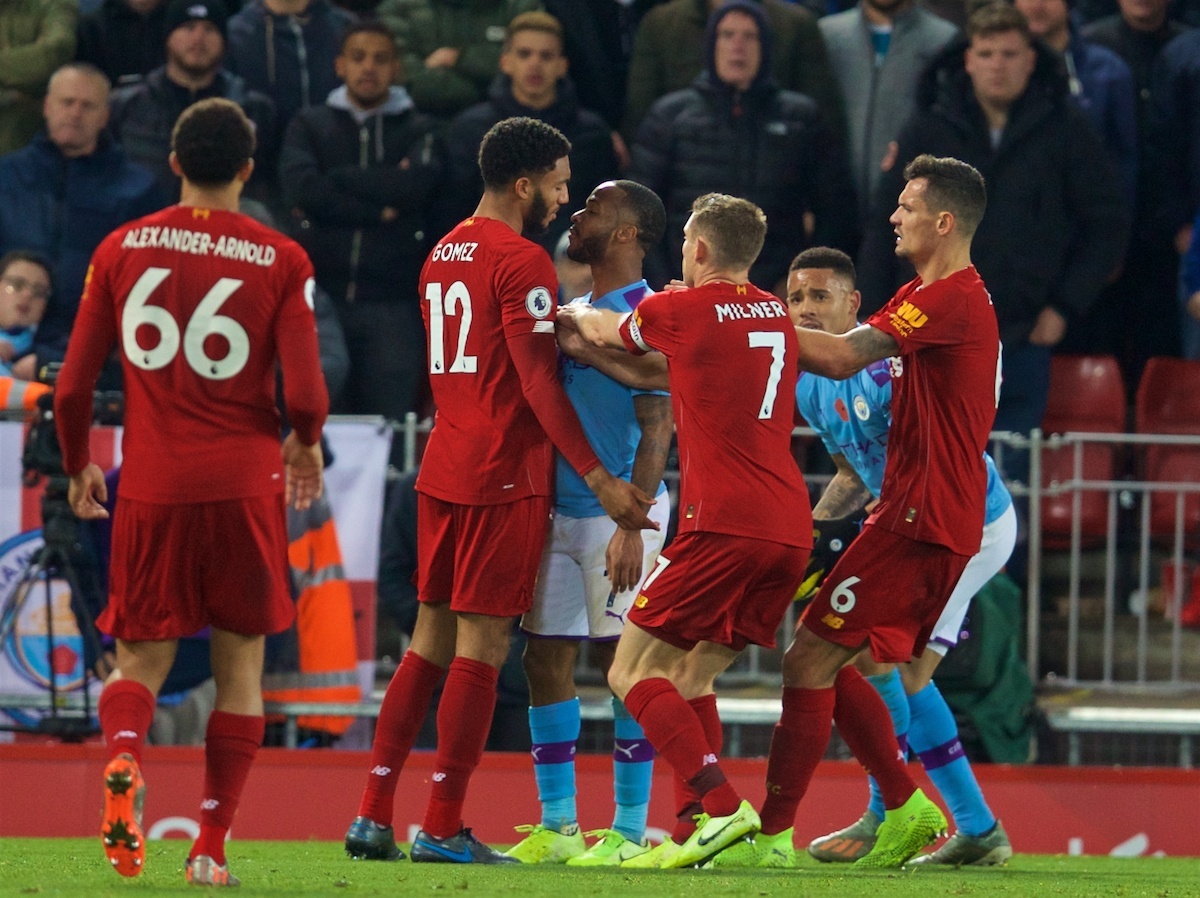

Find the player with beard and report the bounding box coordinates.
[344,120,659,865]
[504,180,673,867]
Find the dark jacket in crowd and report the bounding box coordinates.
[442,73,618,253]
[0,131,164,364]
[1145,29,1200,238]
[1063,19,1138,208]
[622,0,845,145]
[857,39,1130,346]
[541,0,663,132]
[628,3,856,293]
[109,66,278,203]
[225,0,356,133]
[76,0,168,87]
[279,85,444,307]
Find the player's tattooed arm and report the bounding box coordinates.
[794,323,899,379]
[608,393,674,592]
[812,453,872,520]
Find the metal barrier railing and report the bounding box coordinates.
[388,416,1200,693]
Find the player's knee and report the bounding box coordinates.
[605,659,638,702]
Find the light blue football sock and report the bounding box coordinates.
[611,696,654,841]
[528,698,580,833]
[865,669,911,820]
[907,681,995,837]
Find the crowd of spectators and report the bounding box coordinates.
[1,0,1198,449]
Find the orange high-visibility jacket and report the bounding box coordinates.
[263,492,361,735]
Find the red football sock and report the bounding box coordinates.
[99,679,156,763]
[672,694,724,840]
[625,679,740,818]
[833,666,917,809]
[190,710,265,865]
[358,650,445,825]
[421,656,499,838]
[759,685,835,835]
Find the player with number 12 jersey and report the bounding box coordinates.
[57,205,327,505]
[416,217,601,507]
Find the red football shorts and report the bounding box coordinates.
[99,494,294,641]
[627,530,808,652]
[801,524,971,663]
[417,492,552,617]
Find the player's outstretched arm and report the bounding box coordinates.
[557,323,670,391]
[68,463,109,520]
[558,303,626,350]
[282,431,324,511]
[812,453,873,520]
[795,323,899,380]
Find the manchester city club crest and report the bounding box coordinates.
[0,531,93,730]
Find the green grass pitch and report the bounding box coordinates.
[2,839,1200,898]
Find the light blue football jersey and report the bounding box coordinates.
[555,280,670,518]
[796,359,1011,524]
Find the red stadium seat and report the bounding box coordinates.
[1040,355,1126,548]
[1135,357,1200,541]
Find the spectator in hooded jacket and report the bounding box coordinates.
[280,19,444,431]
[441,11,617,254]
[109,0,278,207]
[622,0,844,146]
[628,1,857,294]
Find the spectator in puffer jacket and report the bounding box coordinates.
[628,1,857,294]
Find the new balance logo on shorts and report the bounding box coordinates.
[370,765,392,776]
[702,753,718,766]
[432,772,447,782]
[201,799,219,810]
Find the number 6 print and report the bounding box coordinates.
[121,266,250,380]
[829,575,860,613]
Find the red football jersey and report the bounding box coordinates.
[865,265,1000,556]
[619,282,810,547]
[416,217,600,506]
[56,205,328,504]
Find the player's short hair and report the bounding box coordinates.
[789,246,856,286]
[0,249,54,292]
[171,97,256,187]
[902,154,987,238]
[966,1,1032,44]
[478,116,571,190]
[613,180,666,252]
[504,11,564,51]
[338,19,397,56]
[689,193,767,271]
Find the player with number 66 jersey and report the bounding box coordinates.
[58,206,327,505]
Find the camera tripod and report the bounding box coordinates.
[0,475,105,740]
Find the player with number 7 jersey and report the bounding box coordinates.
[58,206,326,505]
